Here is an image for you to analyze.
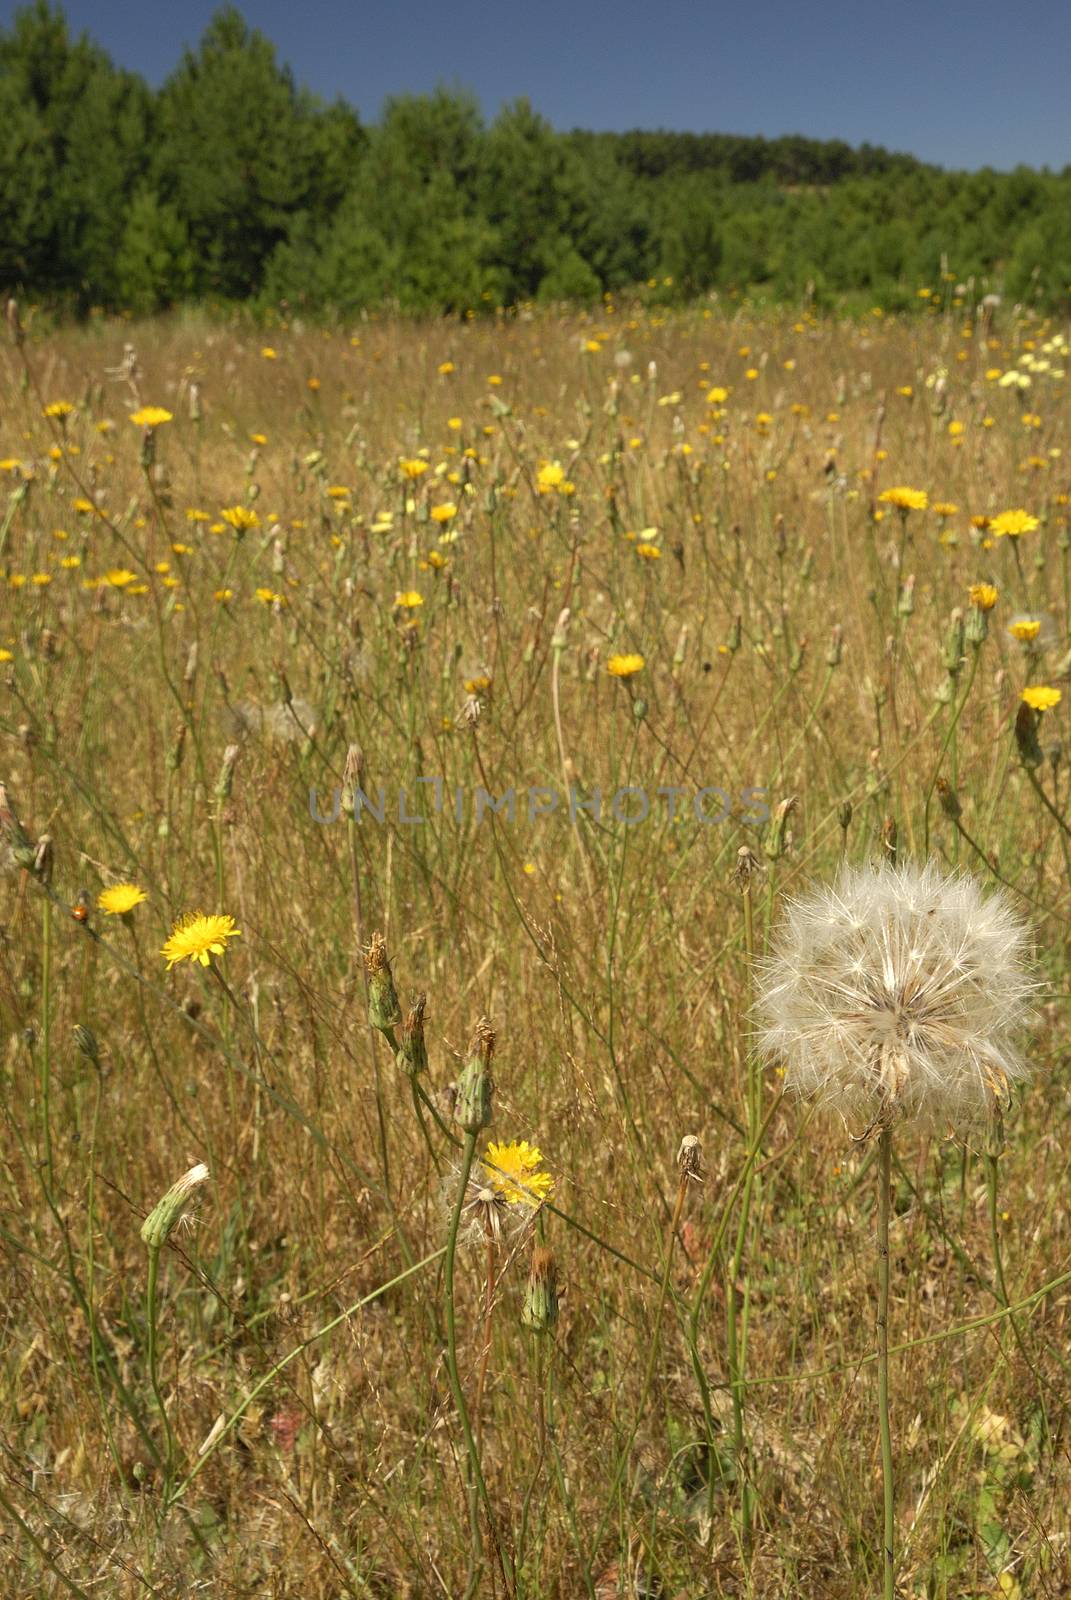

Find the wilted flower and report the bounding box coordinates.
[755,860,1035,1132]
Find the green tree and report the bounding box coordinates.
[114,186,195,313]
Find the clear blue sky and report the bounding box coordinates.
[5,0,1070,172]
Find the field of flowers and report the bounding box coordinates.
[2,297,1071,1597]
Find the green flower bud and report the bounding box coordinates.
[363,933,402,1033]
[397,993,428,1076]
[455,1018,495,1133]
[140,1163,209,1251]
[521,1246,559,1333]
[72,1024,100,1066]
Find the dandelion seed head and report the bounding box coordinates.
[754,860,1036,1133]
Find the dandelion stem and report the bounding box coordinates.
[877,1126,895,1600]
[145,1244,177,1505]
[444,1130,512,1598]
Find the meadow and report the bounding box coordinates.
[2,295,1070,1598]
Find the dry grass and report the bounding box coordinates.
[2,300,1071,1597]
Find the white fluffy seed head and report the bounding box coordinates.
[754,859,1038,1134]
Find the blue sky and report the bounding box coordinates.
[5,0,1071,171]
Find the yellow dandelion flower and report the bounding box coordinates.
[161,912,241,969]
[969,583,998,610]
[129,406,173,428]
[438,360,455,375]
[43,401,74,419]
[1022,685,1061,711]
[635,542,661,560]
[607,652,645,678]
[482,1140,554,1205]
[537,461,565,492]
[105,568,137,588]
[989,509,1039,538]
[447,417,462,431]
[326,484,350,499]
[220,505,261,533]
[399,457,429,479]
[394,590,424,608]
[97,883,147,916]
[430,502,457,523]
[260,347,277,359]
[0,648,13,663]
[879,486,929,512]
[254,587,286,605]
[1009,620,1041,642]
[931,502,959,517]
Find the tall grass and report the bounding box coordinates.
[1,297,1069,1596]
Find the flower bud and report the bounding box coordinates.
[397,993,428,1076]
[363,933,402,1033]
[72,1024,100,1066]
[140,1163,209,1251]
[455,1018,495,1132]
[942,609,965,675]
[521,1246,559,1333]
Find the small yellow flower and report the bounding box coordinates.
[969,583,998,610]
[97,883,147,916]
[482,1140,554,1205]
[430,502,457,523]
[1009,620,1041,642]
[129,406,173,428]
[214,588,233,602]
[931,502,959,517]
[162,911,241,969]
[220,505,261,533]
[394,590,424,608]
[879,486,929,512]
[254,587,286,605]
[399,457,429,479]
[438,360,455,375]
[105,568,137,588]
[636,542,661,560]
[989,509,1039,538]
[537,461,565,492]
[0,648,13,663]
[260,347,277,360]
[706,385,729,404]
[1022,685,1061,711]
[607,652,645,678]
[326,484,350,500]
[43,401,74,419]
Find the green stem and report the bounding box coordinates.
[145,1244,176,1503]
[877,1128,895,1600]
[444,1130,512,1598]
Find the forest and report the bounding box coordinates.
[2,0,1070,317]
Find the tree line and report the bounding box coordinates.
[2,1,1070,318]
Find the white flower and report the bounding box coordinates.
[754,860,1036,1133]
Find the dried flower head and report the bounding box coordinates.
[755,860,1036,1133]
[140,1163,210,1250]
